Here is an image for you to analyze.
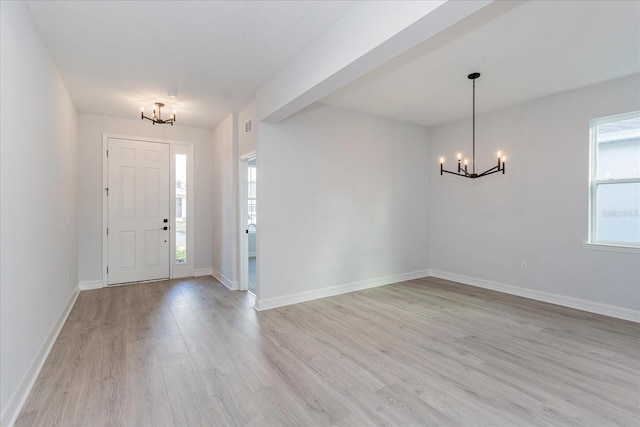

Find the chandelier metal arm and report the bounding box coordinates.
[477,164,505,177]
[141,116,174,125]
[440,155,505,179]
[440,166,504,179]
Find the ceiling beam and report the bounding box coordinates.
[256,0,494,124]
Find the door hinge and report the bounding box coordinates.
[106,266,109,274]
[106,149,109,158]
[106,227,109,236]
[105,187,109,196]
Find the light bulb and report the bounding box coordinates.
[497,150,502,158]
[440,157,444,164]
[457,153,462,160]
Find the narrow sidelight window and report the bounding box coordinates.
[175,154,187,263]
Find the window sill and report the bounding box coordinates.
[582,242,640,254]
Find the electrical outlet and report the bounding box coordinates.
[520,261,528,270]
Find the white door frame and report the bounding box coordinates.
[102,133,194,286]
[238,151,256,293]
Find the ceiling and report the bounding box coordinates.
[25,0,359,129]
[321,0,640,127]
[26,1,640,130]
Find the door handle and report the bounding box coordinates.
[159,226,168,230]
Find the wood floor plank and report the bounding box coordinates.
[118,337,175,426]
[14,276,640,426]
[161,352,230,426]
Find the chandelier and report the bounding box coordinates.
[141,102,175,126]
[440,73,505,179]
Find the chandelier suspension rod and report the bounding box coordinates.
[472,73,476,175]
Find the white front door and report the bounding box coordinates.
[107,138,170,285]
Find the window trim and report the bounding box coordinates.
[582,242,640,254]
[588,111,640,249]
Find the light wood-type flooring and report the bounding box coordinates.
[16,276,640,426]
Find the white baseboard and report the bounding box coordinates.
[78,279,103,291]
[193,268,213,277]
[254,269,430,311]
[81,270,215,288]
[212,268,238,290]
[428,269,640,323]
[0,286,79,427]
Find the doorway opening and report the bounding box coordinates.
[102,134,194,286]
[239,153,257,294]
[247,157,257,293]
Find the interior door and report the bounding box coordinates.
[107,138,170,285]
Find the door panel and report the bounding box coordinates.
[145,168,160,218]
[108,138,170,285]
[120,166,136,218]
[144,230,160,267]
[121,232,136,269]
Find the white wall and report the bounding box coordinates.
[257,104,430,304]
[211,114,239,288]
[429,74,640,313]
[77,114,214,283]
[0,1,78,420]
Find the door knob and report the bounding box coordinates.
[159,226,168,230]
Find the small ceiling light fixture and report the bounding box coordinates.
[141,102,175,126]
[440,72,505,179]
